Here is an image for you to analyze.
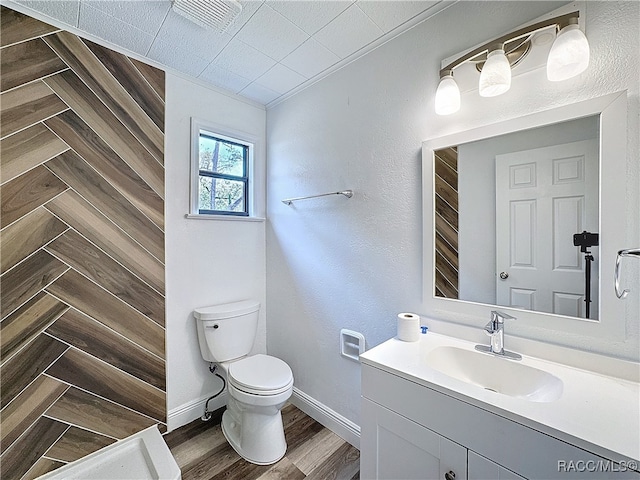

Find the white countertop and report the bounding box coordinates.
[360,332,640,464]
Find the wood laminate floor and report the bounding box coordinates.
[164,404,360,480]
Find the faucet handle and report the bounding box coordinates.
[491,310,516,324]
[484,320,496,334]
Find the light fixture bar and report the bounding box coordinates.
[439,11,580,77]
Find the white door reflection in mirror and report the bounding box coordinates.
[495,140,599,318]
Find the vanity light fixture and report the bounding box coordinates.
[435,11,590,115]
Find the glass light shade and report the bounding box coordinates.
[479,48,511,97]
[435,74,460,115]
[547,24,590,81]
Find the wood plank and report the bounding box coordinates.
[83,39,165,131]
[282,408,325,451]
[45,190,165,293]
[130,57,165,102]
[46,308,166,390]
[435,213,458,255]
[0,333,68,408]
[45,348,166,422]
[0,6,58,48]
[44,71,165,198]
[435,232,459,270]
[208,457,270,480]
[166,422,227,470]
[45,386,157,440]
[0,290,68,364]
[46,150,164,261]
[435,268,458,299]
[436,146,458,172]
[0,207,68,274]
[45,110,164,229]
[44,32,164,162]
[0,164,68,228]
[0,249,68,320]
[304,442,360,480]
[436,250,459,296]
[256,457,305,480]
[0,80,67,139]
[435,154,458,190]
[0,375,69,454]
[46,426,115,463]
[0,416,68,480]
[22,457,65,480]
[45,230,164,326]
[45,269,165,359]
[435,193,458,230]
[0,122,69,184]
[435,173,459,211]
[287,427,346,475]
[181,442,245,480]
[0,38,67,92]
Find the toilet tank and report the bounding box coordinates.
[194,300,260,363]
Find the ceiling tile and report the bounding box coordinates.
[82,0,170,36]
[240,82,280,104]
[147,37,210,77]
[152,9,232,62]
[254,63,306,95]
[356,0,440,33]
[281,38,340,79]
[267,0,351,35]
[212,38,276,81]
[235,3,308,61]
[15,0,80,27]
[224,0,264,37]
[78,3,155,55]
[313,4,383,59]
[198,63,252,93]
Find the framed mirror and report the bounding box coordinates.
[434,115,600,320]
[422,91,627,342]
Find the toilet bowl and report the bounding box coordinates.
[220,354,293,464]
[194,301,294,465]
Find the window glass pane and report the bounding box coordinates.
[198,176,245,213]
[199,134,245,176]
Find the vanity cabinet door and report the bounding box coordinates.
[361,398,467,480]
[469,451,526,480]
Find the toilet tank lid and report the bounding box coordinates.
[194,300,260,320]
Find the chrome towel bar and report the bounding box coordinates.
[282,190,353,206]
[615,248,640,299]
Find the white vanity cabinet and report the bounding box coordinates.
[468,452,525,480]
[361,363,639,480]
[361,397,466,480]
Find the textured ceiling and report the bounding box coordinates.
[8,0,450,106]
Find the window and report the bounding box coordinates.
[190,120,255,217]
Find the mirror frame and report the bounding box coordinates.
[422,91,628,344]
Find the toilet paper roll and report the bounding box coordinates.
[397,313,420,342]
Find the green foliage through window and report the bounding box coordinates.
[198,133,249,215]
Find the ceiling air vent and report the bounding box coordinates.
[172,0,242,33]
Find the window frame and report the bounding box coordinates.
[189,118,256,219]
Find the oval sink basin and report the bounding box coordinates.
[425,346,563,402]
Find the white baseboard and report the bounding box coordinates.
[166,392,227,432]
[290,387,360,449]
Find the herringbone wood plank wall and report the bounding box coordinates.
[0,7,166,479]
[434,147,459,298]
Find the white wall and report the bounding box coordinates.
[165,73,266,429]
[266,0,639,430]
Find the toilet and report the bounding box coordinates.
[194,300,293,465]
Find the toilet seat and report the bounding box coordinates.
[228,354,293,396]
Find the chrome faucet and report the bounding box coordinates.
[475,310,522,360]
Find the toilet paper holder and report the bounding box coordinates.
[340,329,365,362]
